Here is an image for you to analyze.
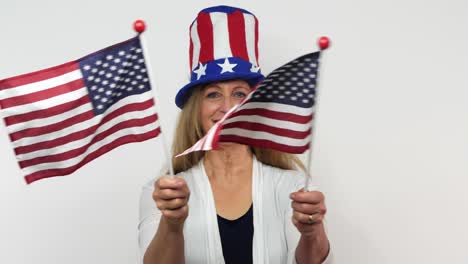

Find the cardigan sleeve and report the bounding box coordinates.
[137,178,161,263]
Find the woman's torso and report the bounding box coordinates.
[178,158,303,264]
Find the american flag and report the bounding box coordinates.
[0,37,160,184]
[177,51,320,156]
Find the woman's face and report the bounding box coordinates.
[200,79,251,132]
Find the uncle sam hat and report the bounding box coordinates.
[175,5,265,108]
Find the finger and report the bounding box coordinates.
[156,177,187,190]
[293,211,323,225]
[178,181,190,197]
[155,188,189,200]
[290,191,324,204]
[162,205,189,219]
[157,197,189,210]
[292,216,299,227]
[291,201,326,215]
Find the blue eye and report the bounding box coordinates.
[234,91,247,98]
[206,92,221,99]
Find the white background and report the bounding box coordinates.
[1,0,467,263]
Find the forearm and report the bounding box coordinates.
[295,223,329,264]
[143,217,185,264]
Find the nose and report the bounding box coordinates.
[219,95,237,113]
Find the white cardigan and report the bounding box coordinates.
[138,157,332,263]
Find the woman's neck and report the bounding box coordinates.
[203,143,253,184]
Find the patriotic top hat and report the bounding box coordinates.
[175,5,265,108]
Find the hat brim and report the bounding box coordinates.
[175,72,264,108]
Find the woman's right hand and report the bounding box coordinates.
[153,176,190,231]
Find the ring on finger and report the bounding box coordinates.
[307,214,316,224]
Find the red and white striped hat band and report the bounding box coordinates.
[175,6,265,108]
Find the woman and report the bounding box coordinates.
[139,6,330,264]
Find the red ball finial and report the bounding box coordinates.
[318,36,330,50]
[133,20,146,33]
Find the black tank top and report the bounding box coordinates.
[217,204,254,264]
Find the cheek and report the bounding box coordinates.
[200,102,219,130]
[234,97,246,105]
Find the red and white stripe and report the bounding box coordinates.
[0,62,160,184]
[189,10,259,71]
[218,101,313,154]
[176,91,314,157]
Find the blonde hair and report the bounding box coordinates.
[171,84,305,174]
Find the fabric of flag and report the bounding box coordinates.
[177,51,320,157]
[0,37,160,184]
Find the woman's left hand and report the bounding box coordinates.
[290,189,327,237]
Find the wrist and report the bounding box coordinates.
[297,224,329,263]
[161,217,185,234]
[300,222,324,239]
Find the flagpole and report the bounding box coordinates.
[134,20,175,177]
[304,36,330,191]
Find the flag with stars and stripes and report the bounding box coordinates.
[177,51,320,157]
[0,37,160,184]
